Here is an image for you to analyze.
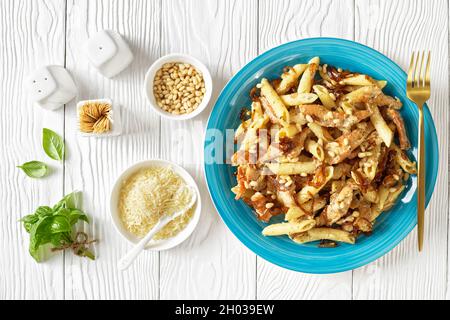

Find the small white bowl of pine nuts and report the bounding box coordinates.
[144,54,213,120]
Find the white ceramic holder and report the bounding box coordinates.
[84,30,134,78]
[77,98,122,137]
[26,65,77,111]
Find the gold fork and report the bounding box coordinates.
[406,51,431,252]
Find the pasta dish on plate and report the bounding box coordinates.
[231,56,417,247]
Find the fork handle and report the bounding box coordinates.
[417,105,425,252]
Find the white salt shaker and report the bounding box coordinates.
[26,65,78,110]
[84,30,134,78]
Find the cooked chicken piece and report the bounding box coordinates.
[260,96,282,125]
[286,128,311,158]
[325,122,374,165]
[232,166,248,200]
[386,108,411,150]
[342,86,402,109]
[320,182,356,225]
[354,217,373,233]
[298,104,372,129]
[248,192,283,222]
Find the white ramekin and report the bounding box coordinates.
[110,159,202,251]
[143,53,213,120]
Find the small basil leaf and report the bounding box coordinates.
[35,206,54,218]
[49,215,71,234]
[20,214,39,233]
[54,207,88,226]
[53,191,82,211]
[42,128,65,161]
[68,209,89,225]
[54,207,71,217]
[17,161,48,178]
[29,217,53,262]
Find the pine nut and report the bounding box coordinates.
[153,62,206,115]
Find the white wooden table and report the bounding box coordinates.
[0,0,448,300]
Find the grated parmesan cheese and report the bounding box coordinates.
[119,166,194,240]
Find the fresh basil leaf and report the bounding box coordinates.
[17,161,49,178]
[20,214,39,233]
[49,215,72,234]
[54,207,70,217]
[54,207,88,226]
[42,128,65,161]
[53,191,82,211]
[50,232,72,247]
[29,216,53,262]
[29,243,45,262]
[35,206,54,218]
[67,209,89,225]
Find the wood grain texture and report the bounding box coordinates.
[257,0,354,300]
[0,0,449,300]
[0,0,66,300]
[63,0,160,299]
[159,0,258,300]
[353,0,449,300]
[259,0,354,54]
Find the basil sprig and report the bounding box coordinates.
[20,192,95,262]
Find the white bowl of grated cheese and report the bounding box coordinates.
[110,159,201,251]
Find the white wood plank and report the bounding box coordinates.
[259,0,354,54]
[63,0,160,299]
[0,0,66,299]
[353,0,448,300]
[257,0,354,300]
[159,0,258,300]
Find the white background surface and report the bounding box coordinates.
[0,0,448,300]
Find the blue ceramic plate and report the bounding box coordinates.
[204,38,438,274]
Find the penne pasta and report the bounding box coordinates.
[260,78,290,127]
[297,166,334,203]
[377,80,387,89]
[291,228,356,245]
[231,57,416,247]
[277,64,308,94]
[367,104,393,147]
[361,143,381,182]
[313,85,336,109]
[383,185,405,211]
[278,124,299,139]
[285,206,307,222]
[280,92,318,106]
[266,162,316,175]
[307,122,334,142]
[341,74,376,86]
[305,139,325,161]
[263,219,316,236]
[298,57,320,94]
[285,198,328,223]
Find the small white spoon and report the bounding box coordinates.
[118,189,197,271]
